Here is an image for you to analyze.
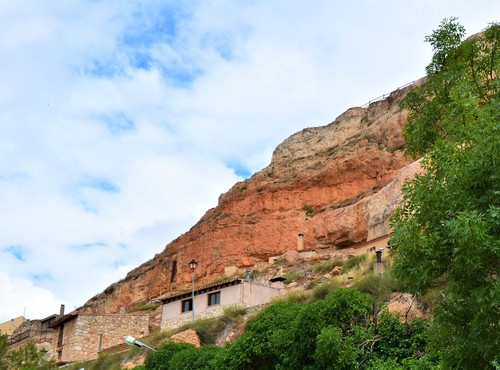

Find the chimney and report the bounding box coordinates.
[374,249,385,274]
[59,304,65,316]
[297,233,304,251]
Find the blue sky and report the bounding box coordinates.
[0,0,498,322]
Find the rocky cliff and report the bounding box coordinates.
[81,82,422,315]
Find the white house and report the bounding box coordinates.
[160,277,285,329]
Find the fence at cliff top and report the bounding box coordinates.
[360,81,416,109]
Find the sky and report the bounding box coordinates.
[0,0,498,323]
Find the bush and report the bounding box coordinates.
[222,304,247,321]
[374,311,429,362]
[169,345,220,370]
[271,289,309,304]
[314,326,359,370]
[215,301,305,370]
[313,259,343,274]
[353,270,401,303]
[310,280,341,302]
[145,341,195,370]
[342,254,367,274]
[283,271,302,284]
[303,205,315,217]
[191,318,226,345]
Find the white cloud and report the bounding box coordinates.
[0,0,499,322]
[0,271,60,320]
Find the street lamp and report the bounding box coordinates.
[189,259,198,322]
[124,335,156,352]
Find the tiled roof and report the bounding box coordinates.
[160,277,242,303]
[48,313,78,328]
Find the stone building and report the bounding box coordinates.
[49,312,149,364]
[160,277,285,330]
[9,313,59,349]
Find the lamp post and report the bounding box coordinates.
[124,335,156,352]
[189,259,198,322]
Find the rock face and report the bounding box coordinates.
[80,83,422,315]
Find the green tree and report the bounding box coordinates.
[144,341,195,370]
[391,18,499,369]
[168,345,220,370]
[213,301,304,370]
[0,334,9,370]
[289,288,372,369]
[3,341,57,370]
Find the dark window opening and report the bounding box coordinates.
[208,291,221,306]
[170,260,177,283]
[181,299,192,313]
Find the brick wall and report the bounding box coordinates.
[56,314,149,363]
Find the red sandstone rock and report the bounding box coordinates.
[79,83,422,315]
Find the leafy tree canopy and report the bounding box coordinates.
[391,18,499,369]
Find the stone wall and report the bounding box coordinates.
[57,314,149,363]
[10,320,54,349]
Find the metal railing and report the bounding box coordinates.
[360,81,416,109]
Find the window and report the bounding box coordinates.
[181,299,192,313]
[208,291,221,306]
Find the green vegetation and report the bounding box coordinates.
[126,301,161,313]
[0,339,58,370]
[282,270,302,284]
[391,18,500,369]
[142,288,436,370]
[353,269,402,303]
[310,279,341,301]
[221,304,247,321]
[312,259,343,274]
[342,254,367,274]
[4,18,497,370]
[302,204,315,217]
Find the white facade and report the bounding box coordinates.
[161,279,284,329]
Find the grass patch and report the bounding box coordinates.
[222,304,247,321]
[352,269,401,303]
[126,301,161,313]
[310,280,341,302]
[313,259,343,274]
[190,318,226,345]
[65,351,127,370]
[147,329,173,349]
[283,271,302,284]
[272,289,309,304]
[342,254,367,274]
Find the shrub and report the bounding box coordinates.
[169,345,220,370]
[147,329,173,349]
[342,254,367,274]
[353,270,401,303]
[218,301,304,370]
[145,341,195,370]
[271,289,309,304]
[314,326,359,370]
[303,204,315,217]
[222,304,247,321]
[127,301,161,312]
[310,280,341,302]
[283,271,302,284]
[313,259,344,274]
[373,311,430,362]
[191,318,226,345]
